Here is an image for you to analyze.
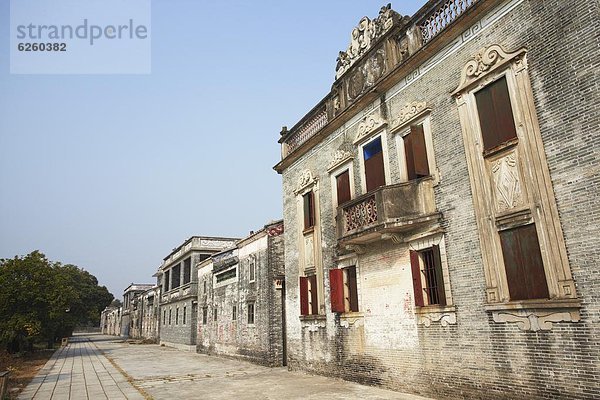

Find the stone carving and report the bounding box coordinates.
[335,4,399,79]
[295,169,317,193]
[327,149,354,171]
[200,239,235,249]
[345,244,365,255]
[491,154,522,211]
[417,311,457,327]
[355,113,384,143]
[304,234,315,268]
[453,44,526,93]
[347,48,387,100]
[267,223,284,237]
[392,101,427,128]
[382,233,403,244]
[492,309,580,332]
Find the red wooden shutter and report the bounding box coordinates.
[309,275,319,315]
[499,224,549,300]
[475,77,518,152]
[299,276,309,315]
[347,266,359,312]
[329,269,345,313]
[410,250,424,307]
[365,151,385,192]
[336,170,351,205]
[432,245,446,306]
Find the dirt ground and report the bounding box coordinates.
[0,349,54,399]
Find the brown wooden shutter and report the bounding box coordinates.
[432,245,446,306]
[405,125,430,180]
[500,224,549,300]
[365,151,385,192]
[299,276,309,315]
[329,269,345,313]
[309,275,319,315]
[475,77,518,152]
[410,250,424,307]
[347,266,359,312]
[336,170,351,205]
[303,191,314,229]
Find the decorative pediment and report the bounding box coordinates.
[354,113,385,144]
[391,101,429,131]
[295,169,318,194]
[335,4,400,80]
[327,148,354,172]
[491,308,580,332]
[453,44,526,94]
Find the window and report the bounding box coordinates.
[499,224,548,300]
[168,309,172,325]
[202,307,208,324]
[247,302,255,324]
[175,307,179,325]
[452,45,577,310]
[303,191,315,230]
[183,306,187,325]
[216,267,236,283]
[164,270,170,292]
[203,280,207,294]
[363,136,386,192]
[299,275,319,316]
[335,170,351,205]
[330,266,358,313]
[183,257,191,285]
[410,246,446,307]
[213,306,218,321]
[249,259,256,283]
[475,76,518,153]
[232,305,237,321]
[404,124,430,180]
[163,310,166,325]
[171,264,181,290]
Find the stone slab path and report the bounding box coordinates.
[20,333,434,400]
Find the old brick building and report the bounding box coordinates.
[129,285,160,341]
[120,283,154,337]
[197,221,286,366]
[100,306,121,336]
[274,1,599,399]
[156,236,238,351]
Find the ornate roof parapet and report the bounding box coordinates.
[335,4,403,80]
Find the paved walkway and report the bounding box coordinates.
[20,333,434,400]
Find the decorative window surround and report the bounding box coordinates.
[340,312,365,329]
[353,112,387,145]
[409,233,456,327]
[299,314,327,331]
[452,44,579,330]
[390,102,440,185]
[296,169,325,316]
[327,149,354,172]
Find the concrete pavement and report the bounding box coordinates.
[20,333,434,400]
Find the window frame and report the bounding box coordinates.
[247,302,255,325]
[357,133,391,194]
[392,113,438,184]
[329,161,355,208]
[248,258,256,283]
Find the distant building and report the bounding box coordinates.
[197,221,285,366]
[156,236,238,351]
[129,285,160,341]
[121,283,154,337]
[274,0,598,399]
[100,306,121,336]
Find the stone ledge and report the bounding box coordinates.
[415,305,457,327]
[486,299,581,332]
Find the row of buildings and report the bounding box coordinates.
[103,0,599,398]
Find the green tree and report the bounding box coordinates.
[0,251,114,352]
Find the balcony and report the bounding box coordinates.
[337,177,440,246]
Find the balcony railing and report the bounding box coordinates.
[337,177,439,244]
[420,0,479,43]
[283,105,328,157]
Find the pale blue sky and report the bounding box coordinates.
[0,1,424,298]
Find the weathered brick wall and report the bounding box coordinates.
[281,0,599,399]
[197,231,286,366]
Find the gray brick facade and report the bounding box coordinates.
[275,0,600,399]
